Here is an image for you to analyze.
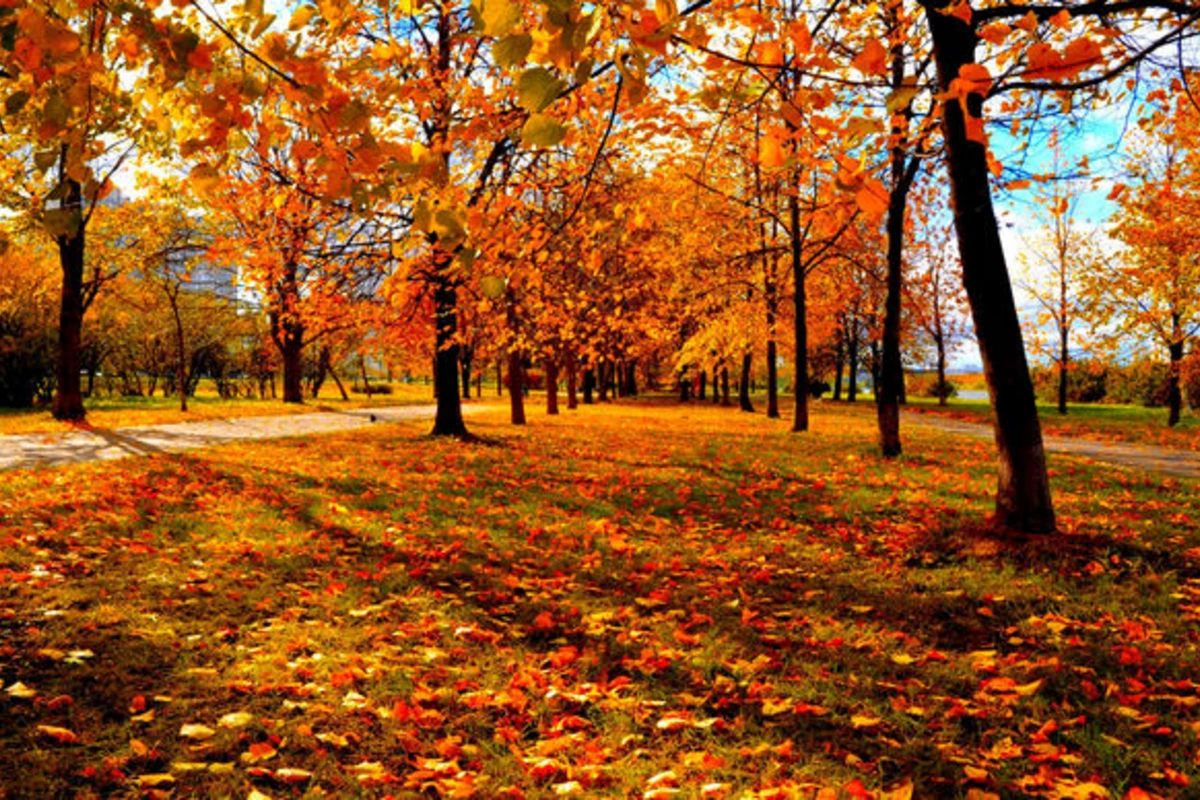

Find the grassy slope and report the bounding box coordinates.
[900,395,1200,452]
[0,402,1197,798]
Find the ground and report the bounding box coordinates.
[0,398,1198,799]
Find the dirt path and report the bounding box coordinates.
[0,405,442,472]
[902,411,1200,480]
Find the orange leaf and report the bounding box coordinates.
[851,39,888,76]
[37,725,79,744]
[758,135,786,168]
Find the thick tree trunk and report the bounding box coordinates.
[789,192,809,431]
[923,0,1055,533]
[281,329,304,404]
[566,353,578,410]
[583,365,594,404]
[878,173,910,456]
[624,362,637,396]
[431,266,467,436]
[52,177,86,420]
[545,357,559,415]
[680,370,692,402]
[508,349,526,425]
[739,353,754,412]
[721,366,731,406]
[598,362,609,402]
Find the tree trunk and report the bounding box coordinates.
[1168,318,1184,427]
[598,362,609,402]
[699,370,707,401]
[789,191,808,431]
[331,368,349,401]
[52,177,86,420]
[431,266,467,436]
[496,360,503,395]
[937,335,948,407]
[680,370,692,402]
[923,0,1056,533]
[721,366,731,406]
[509,349,526,425]
[1058,327,1069,415]
[545,357,559,415]
[766,278,780,419]
[359,358,373,398]
[281,328,304,404]
[848,330,860,403]
[171,292,188,413]
[583,365,594,404]
[461,346,472,400]
[624,362,637,396]
[833,332,844,401]
[566,352,578,410]
[739,352,754,412]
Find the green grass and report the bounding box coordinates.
[0,401,1197,797]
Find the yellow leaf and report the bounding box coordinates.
[850,714,882,730]
[179,723,216,741]
[36,725,79,744]
[758,134,786,168]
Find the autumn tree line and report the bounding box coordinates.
[1,0,1199,534]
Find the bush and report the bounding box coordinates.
[351,383,394,395]
[907,372,957,401]
[809,379,830,398]
[0,306,57,408]
[1031,361,1108,404]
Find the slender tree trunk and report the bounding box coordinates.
[170,292,188,413]
[1058,327,1069,415]
[461,346,472,400]
[52,176,86,420]
[766,280,780,419]
[1168,315,1184,427]
[833,333,845,401]
[789,192,809,431]
[598,362,609,402]
[848,331,860,403]
[937,335,948,407]
[583,365,594,404]
[431,265,467,436]
[496,360,503,396]
[721,366,731,406]
[923,0,1055,533]
[739,352,754,412]
[566,352,578,410]
[281,327,304,404]
[331,368,349,401]
[680,369,691,402]
[545,357,559,415]
[624,362,637,396]
[699,370,708,401]
[359,358,373,398]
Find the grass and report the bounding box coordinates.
[0,400,1198,798]
[0,381,437,437]
[896,394,1200,452]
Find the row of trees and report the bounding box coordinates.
[2,0,1199,536]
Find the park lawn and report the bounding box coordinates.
[902,395,1200,452]
[0,402,1198,798]
[0,381,437,437]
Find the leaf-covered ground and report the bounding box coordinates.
[1,401,1198,798]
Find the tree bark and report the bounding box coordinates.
[1168,315,1184,427]
[937,334,948,407]
[624,362,637,396]
[721,366,731,406]
[698,370,707,401]
[848,329,860,403]
[566,352,578,410]
[583,365,594,404]
[545,357,559,415]
[509,349,526,425]
[52,177,86,420]
[833,331,844,401]
[1058,326,1069,415]
[739,352,754,412]
[431,265,468,436]
[598,362,609,402]
[766,277,780,419]
[461,345,472,400]
[789,191,808,431]
[923,0,1056,533]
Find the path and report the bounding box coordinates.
[902,411,1200,480]
[0,405,441,472]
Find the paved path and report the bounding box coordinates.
[902,411,1200,480]
[0,406,441,471]
[0,406,1194,480]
